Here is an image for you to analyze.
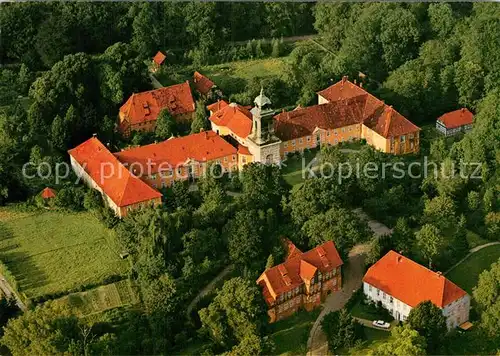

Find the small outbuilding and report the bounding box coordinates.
[40,187,56,200]
[151,51,166,73]
[436,108,473,136]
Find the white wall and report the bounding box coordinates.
[363,282,470,329]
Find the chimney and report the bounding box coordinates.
[359,82,363,88]
[436,271,443,277]
[92,133,97,138]
[354,79,357,85]
[461,108,465,113]
[342,75,348,84]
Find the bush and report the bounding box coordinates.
[54,186,85,211]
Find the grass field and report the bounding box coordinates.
[281,149,321,187]
[446,244,500,294]
[0,208,129,300]
[268,309,320,355]
[56,279,138,316]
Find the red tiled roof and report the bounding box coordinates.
[207,100,229,113]
[363,105,420,138]
[193,71,215,95]
[318,77,368,102]
[437,108,474,129]
[257,241,343,305]
[68,137,162,207]
[284,239,303,260]
[275,78,420,140]
[40,187,56,199]
[274,97,366,141]
[153,51,166,66]
[114,131,237,174]
[209,102,253,138]
[363,251,467,308]
[119,82,195,125]
[237,144,252,156]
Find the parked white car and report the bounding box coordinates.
[372,320,391,329]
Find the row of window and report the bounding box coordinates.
[284,134,357,149]
[277,295,301,313]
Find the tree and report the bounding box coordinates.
[1,301,113,356]
[321,309,363,352]
[50,115,69,151]
[407,301,447,352]
[423,195,457,232]
[415,224,443,269]
[131,2,160,57]
[182,228,219,264]
[472,258,500,336]
[190,101,210,134]
[369,325,426,356]
[302,206,372,258]
[0,297,19,330]
[428,3,455,38]
[83,188,103,211]
[155,109,177,140]
[239,163,288,210]
[199,277,266,349]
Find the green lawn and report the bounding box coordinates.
[56,279,139,316]
[0,209,129,301]
[446,244,500,294]
[348,327,389,355]
[281,149,321,187]
[466,229,490,249]
[268,309,320,356]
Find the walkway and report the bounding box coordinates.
[445,241,500,275]
[307,243,370,356]
[149,73,163,89]
[0,274,26,311]
[186,264,234,317]
[353,208,392,237]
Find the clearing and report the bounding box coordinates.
[0,208,129,301]
[268,309,320,356]
[446,244,500,294]
[55,279,139,316]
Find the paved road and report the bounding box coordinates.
[353,208,392,237]
[186,264,234,317]
[307,244,370,356]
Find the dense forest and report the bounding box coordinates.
[0,2,499,355]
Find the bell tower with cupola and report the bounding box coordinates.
[246,88,282,165]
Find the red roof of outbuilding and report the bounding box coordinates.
[193,71,215,95]
[257,240,343,305]
[153,51,166,66]
[209,103,253,138]
[437,108,474,129]
[114,131,237,174]
[68,137,162,207]
[40,187,56,199]
[363,251,467,308]
[119,82,195,125]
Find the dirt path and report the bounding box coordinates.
[186,264,234,317]
[149,74,163,89]
[307,244,370,356]
[0,274,26,311]
[445,241,500,275]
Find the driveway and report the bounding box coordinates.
[307,243,369,356]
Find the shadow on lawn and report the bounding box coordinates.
[1,250,48,292]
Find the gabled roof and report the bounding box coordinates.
[275,77,420,140]
[119,82,195,125]
[437,108,474,129]
[274,97,366,141]
[237,144,252,156]
[68,137,162,207]
[193,71,215,95]
[153,51,166,66]
[207,100,229,113]
[363,251,468,308]
[114,131,237,174]
[363,105,420,138]
[40,187,56,199]
[209,102,253,138]
[257,240,343,305]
